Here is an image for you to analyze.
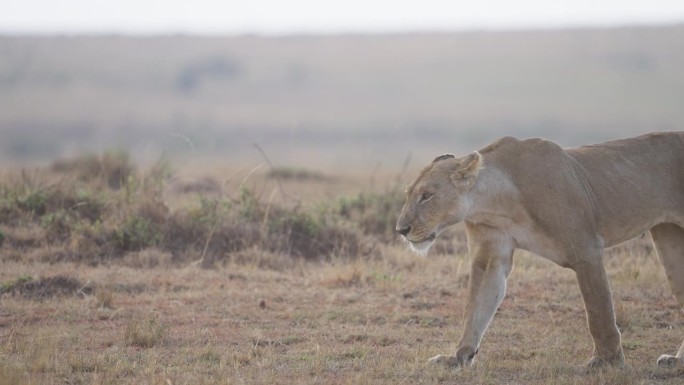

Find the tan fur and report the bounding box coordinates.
[396,132,684,368]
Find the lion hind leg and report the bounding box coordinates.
[650,223,684,368]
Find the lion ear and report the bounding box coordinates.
[450,152,482,185]
[432,153,455,164]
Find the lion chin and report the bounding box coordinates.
[405,234,436,255]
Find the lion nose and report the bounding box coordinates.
[396,225,411,236]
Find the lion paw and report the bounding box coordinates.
[428,355,462,367]
[657,355,681,369]
[428,346,477,367]
[586,353,625,369]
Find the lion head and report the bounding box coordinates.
[396,152,482,253]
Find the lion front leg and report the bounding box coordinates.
[574,255,625,368]
[430,232,514,368]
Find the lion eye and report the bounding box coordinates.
[419,192,433,203]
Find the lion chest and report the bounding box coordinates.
[467,212,575,268]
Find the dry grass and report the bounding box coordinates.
[124,313,166,348]
[0,155,682,384]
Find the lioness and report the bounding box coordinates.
[396,132,684,368]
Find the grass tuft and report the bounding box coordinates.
[95,286,114,309]
[124,313,166,348]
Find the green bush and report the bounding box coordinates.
[114,216,162,252]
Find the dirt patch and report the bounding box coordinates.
[105,282,148,294]
[2,275,93,300]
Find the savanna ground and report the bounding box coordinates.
[0,153,683,385]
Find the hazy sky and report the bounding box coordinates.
[3,0,684,35]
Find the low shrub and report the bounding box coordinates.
[335,187,405,241]
[0,152,403,267]
[51,151,136,189]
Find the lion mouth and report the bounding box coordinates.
[404,233,437,254]
[410,233,436,244]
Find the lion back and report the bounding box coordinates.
[566,131,684,245]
